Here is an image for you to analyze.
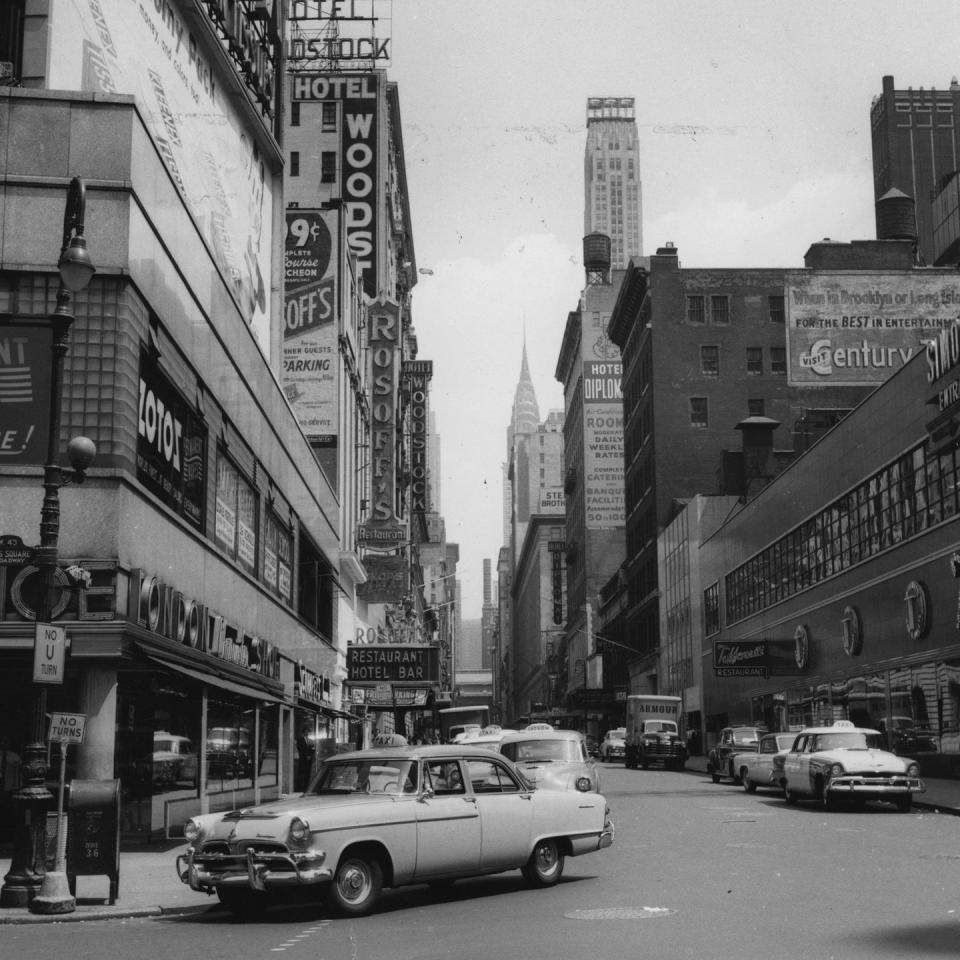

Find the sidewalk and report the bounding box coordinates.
[3,765,960,924]
[0,838,215,924]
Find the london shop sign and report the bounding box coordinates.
[129,568,280,680]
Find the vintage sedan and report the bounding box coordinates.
[599,727,626,762]
[176,744,613,917]
[734,732,796,793]
[780,720,925,811]
[499,729,601,793]
[708,725,765,783]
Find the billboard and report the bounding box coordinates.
[785,272,960,386]
[49,2,276,344]
[583,361,624,528]
[403,360,432,516]
[282,209,338,439]
[367,299,401,528]
[0,321,52,464]
[292,72,382,299]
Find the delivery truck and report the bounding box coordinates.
[624,694,686,770]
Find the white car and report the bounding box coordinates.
[177,744,613,917]
[499,729,602,793]
[733,732,795,793]
[600,728,626,762]
[779,720,925,811]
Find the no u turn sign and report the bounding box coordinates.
[33,622,67,684]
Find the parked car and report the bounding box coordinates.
[600,727,626,762]
[778,720,925,811]
[499,729,602,793]
[734,732,796,793]
[177,743,614,917]
[708,726,765,783]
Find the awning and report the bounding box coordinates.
[146,654,285,705]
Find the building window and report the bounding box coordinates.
[704,582,721,636]
[290,151,300,177]
[321,151,336,184]
[700,345,720,377]
[710,295,730,325]
[290,102,300,126]
[748,398,765,417]
[746,347,763,375]
[687,296,706,324]
[321,102,337,131]
[770,347,787,375]
[769,295,785,323]
[215,453,258,575]
[265,512,293,604]
[690,397,708,427]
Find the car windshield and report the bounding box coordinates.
[308,759,418,795]
[812,732,884,751]
[501,738,581,763]
[645,721,677,734]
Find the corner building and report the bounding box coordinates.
[0,3,347,842]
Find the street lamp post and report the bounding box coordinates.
[0,178,96,912]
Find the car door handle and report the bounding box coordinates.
[463,796,477,804]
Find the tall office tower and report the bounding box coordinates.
[584,97,643,268]
[503,341,541,544]
[871,75,960,265]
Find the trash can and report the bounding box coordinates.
[66,779,121,904]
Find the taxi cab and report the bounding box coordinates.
[778,720,924,811]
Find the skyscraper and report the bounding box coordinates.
[584,97,643,268]
[871,75,960,265]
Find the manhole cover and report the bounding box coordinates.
[565,907,677,920]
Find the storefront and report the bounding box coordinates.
[700,331,960,778]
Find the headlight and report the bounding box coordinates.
[183,818,202,843]
[906,762,921,778]
[289,816,311,843]
[575,776,592,792]
[828,763,844,779]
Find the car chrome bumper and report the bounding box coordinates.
[177,847,333,894]
[826,776,925,796]
[599,821,615,849]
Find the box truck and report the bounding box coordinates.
[624,695,686,770]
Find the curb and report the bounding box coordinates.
[0,902,213,925]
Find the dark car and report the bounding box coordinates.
[708,726,765,783]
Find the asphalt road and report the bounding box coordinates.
[6,764,960,960]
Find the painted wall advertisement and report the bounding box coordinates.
[292,72,381,299]
[0,321,52,464]
[583,360,625,528]
[52,2,275,343]
[785,272,960,386]
[282,209,338,439]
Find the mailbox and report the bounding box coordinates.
[67,778,120,904]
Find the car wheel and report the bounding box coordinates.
[711,771,721,783]
[216,887,271,916]
[896,796,912,813]
[741,770,756,793]
[521,837,565,887]
[784,784,799,805]
[328,854,384,917]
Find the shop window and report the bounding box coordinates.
[205,697,256,792]
[265,511,293,604]
[215,452,258,575]
[151,673,202,799]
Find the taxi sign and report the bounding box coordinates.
[33,622,67,684]
[48,712,86,744]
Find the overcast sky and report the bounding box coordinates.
[384,0,960,617]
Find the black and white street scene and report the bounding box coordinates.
[4,3,960,958]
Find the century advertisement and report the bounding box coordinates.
[50,1,275,346]
[282,209,338,440]
[786,271,960,386]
